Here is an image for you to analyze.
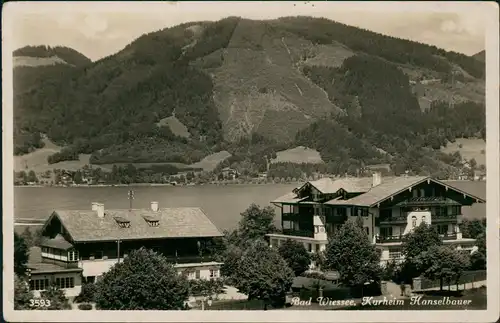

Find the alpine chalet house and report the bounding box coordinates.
[267,173,485,266]
[29,202,223,296]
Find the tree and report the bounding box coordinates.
[415,245,470,291]
[20,228,34,248]
[400,223,442,283]
[278,239,311,276]
[238,204,276,242]
[73,170,83,184]
[27,170,38,183]
[14,232,29,277]
[233,240,294,309]
[94,248,190,310]
[39,284,72,310]
[324,221,381,293]
[14,275,34,310]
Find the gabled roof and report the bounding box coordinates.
[49,207,222,243]
[271,192,308,204]
[40,234,74,250]
[296,177,374,194]
[325,177,486,207]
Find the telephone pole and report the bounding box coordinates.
[128,189,134,210]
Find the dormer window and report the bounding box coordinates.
[114,216,131,228]
[143,215,160,227]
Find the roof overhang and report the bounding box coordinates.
[371,177,486,208]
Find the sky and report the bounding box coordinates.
[5,1,488,62]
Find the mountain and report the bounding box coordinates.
[472,50,485,63]
[13,17,485,178]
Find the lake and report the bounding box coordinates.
[14,184,298,232]
[13,181,487,235]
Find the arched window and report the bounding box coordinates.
[412,216,417,227]
[422,215,426,224]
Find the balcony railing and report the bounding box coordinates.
[398,196,460,206]
[282,229,314,238]
[440,233,458,240]
[377,216,407,225]
[375,235,404,243]
[432,214,460,223]
[164,255,216,264]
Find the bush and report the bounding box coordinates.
[75,283,97,303]
[78,303,93,310]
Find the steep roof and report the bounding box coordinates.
[297,177,374,194]
[50,207,222,243]
[325,176,427,207]
[40,234,74,250]
[274,176,486,208]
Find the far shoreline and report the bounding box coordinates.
[14,181,303,188]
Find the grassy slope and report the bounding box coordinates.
[272,146,324,164]
[13,56,69,68]
[156,115,191,138]
[206,19,342,142]
[440,138,486,166]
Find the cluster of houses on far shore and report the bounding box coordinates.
[25,173,485,297]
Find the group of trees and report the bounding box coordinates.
[385,222,486,290]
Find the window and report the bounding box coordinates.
[434,206,447,217]
[437,224,448,235]
[68,250,79,262]
[412,216,417,228]
[85,276,96,284]
[412,189,418,198]
[337,208,346,217]
[315,244,320,253]
[307,243,312,252]
[364,227,370,235]
[195,270,201,279]
[282,221,292,230]
[380,227,393,237]
[55,277,75,289]
[389,248,402,259]
[209,269,219,279]
[450,206,461,216]
[30,279,50,291]
[420,189,425,197]
[422,215,427,224]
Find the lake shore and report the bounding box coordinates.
[14,181,304,188]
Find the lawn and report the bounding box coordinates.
[272,146,324,164]
[440,137,486,167]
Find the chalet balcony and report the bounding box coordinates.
[377,216,407,226]
[375,235,404,243]
[282,212,300,220]
[432,214,460,223]
[164,255,217,264]
[398,196,459,206]
[282,229,314,238]
[440,233,458,240]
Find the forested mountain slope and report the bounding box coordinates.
[13,17,485,177]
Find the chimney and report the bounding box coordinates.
[151,201,159,212]
[92,202,99,211]
[92,202,105,218]
[372,172,382,187]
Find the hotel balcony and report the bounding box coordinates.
[281,229,314,238]
[397,196,459,206]
[164,255,217,264]
[432,214,460,223]
[440,233,458,240]
[375,235,404,243]
[377,216,407,226]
